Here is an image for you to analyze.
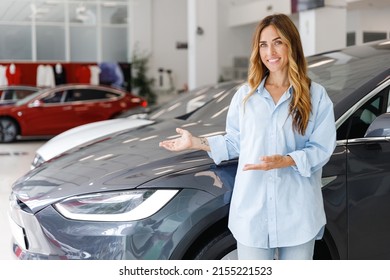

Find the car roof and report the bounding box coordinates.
[307,40,390,118]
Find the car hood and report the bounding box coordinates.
[36,117,155,162]
[12,119,226,212]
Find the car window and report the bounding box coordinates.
[337,85,390,140]
[1,90,13,100]
[41,91,65,104]
[16,90,35,99]
[65,89,119,102]
[0,89,36,101]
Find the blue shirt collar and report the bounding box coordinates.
[256,76,293,99]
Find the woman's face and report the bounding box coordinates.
[259,25,289,74]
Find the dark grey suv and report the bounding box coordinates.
[8,40,390,259]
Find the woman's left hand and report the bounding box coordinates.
[243,155,295,171]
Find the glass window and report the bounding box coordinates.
[347,32,356,47]
[0,1,130,63]
[69,3,97,25]
[188,85,241,125]
[0,90,13,100]
[102,26,127,61]
[363,31,387,43]
[0,88,36,101]
[338,86,390,140]
[101,4,127,25]
[33,0,65,23]
[0,0,31,22]
[70,26,97,61]
[66,89,118,102]
[41,91,64,103]
[15,89,36,99]
[0,25,32,60]
[36,25,66,60]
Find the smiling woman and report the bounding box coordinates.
[160,13,336,260]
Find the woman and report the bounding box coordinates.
[159,14,336,260]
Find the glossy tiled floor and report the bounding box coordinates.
[0,140,46,260]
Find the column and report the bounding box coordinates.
[299,6,347,56]
[128,0,152,61]
[187,0,218,90]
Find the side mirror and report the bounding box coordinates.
[364,113,390,137]
[28,100,43,108]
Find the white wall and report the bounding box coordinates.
[151,0,188,92]
[227,0,291,27]
[347,7,390,45]
[300,7,347,56]
[129,0,153,57]
[130,0,188,94]
[218,0,254,81]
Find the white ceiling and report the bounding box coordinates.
[0,0,388,22]
[0,0,128,23]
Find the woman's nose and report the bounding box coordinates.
[268,45,276,55]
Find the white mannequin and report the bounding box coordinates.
[55,63,62,74]
[9,63,16,74]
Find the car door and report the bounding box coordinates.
[342,82,390,259]
[24,90,73,135]
[65,88,119,125]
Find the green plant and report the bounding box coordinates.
[131,52,157,105]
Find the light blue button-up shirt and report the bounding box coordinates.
[207,77,336,248]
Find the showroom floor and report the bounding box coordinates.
[0,140,45,260]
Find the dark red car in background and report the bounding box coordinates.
[0,84,147,142]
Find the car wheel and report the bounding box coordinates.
[0,118,18,143]
[194,230,237,260]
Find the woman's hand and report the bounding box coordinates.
[243,155,295,171]
[159,128,194,152]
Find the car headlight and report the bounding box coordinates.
[54,189,179,222]
[31,153,45,169]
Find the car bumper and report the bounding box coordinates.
[8,189,222,260]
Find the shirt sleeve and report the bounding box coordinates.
[287,86,337,177]
[207,86,244,165]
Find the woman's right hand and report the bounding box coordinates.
[159,128,193,152]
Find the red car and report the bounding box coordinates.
[0,84,147,142]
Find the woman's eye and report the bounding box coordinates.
[274,40,283,46]
[259,43,267,48]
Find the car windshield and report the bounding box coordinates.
[187,83,242,124]
[147,80,242,121]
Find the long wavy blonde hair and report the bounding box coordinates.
[244,14,311,135]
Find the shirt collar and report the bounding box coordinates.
[256,76,293,99]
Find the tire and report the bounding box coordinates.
[194,230,237,260]
[0,118,18,143]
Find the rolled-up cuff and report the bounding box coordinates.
[287,151,311,177]
[206,135,229,165]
